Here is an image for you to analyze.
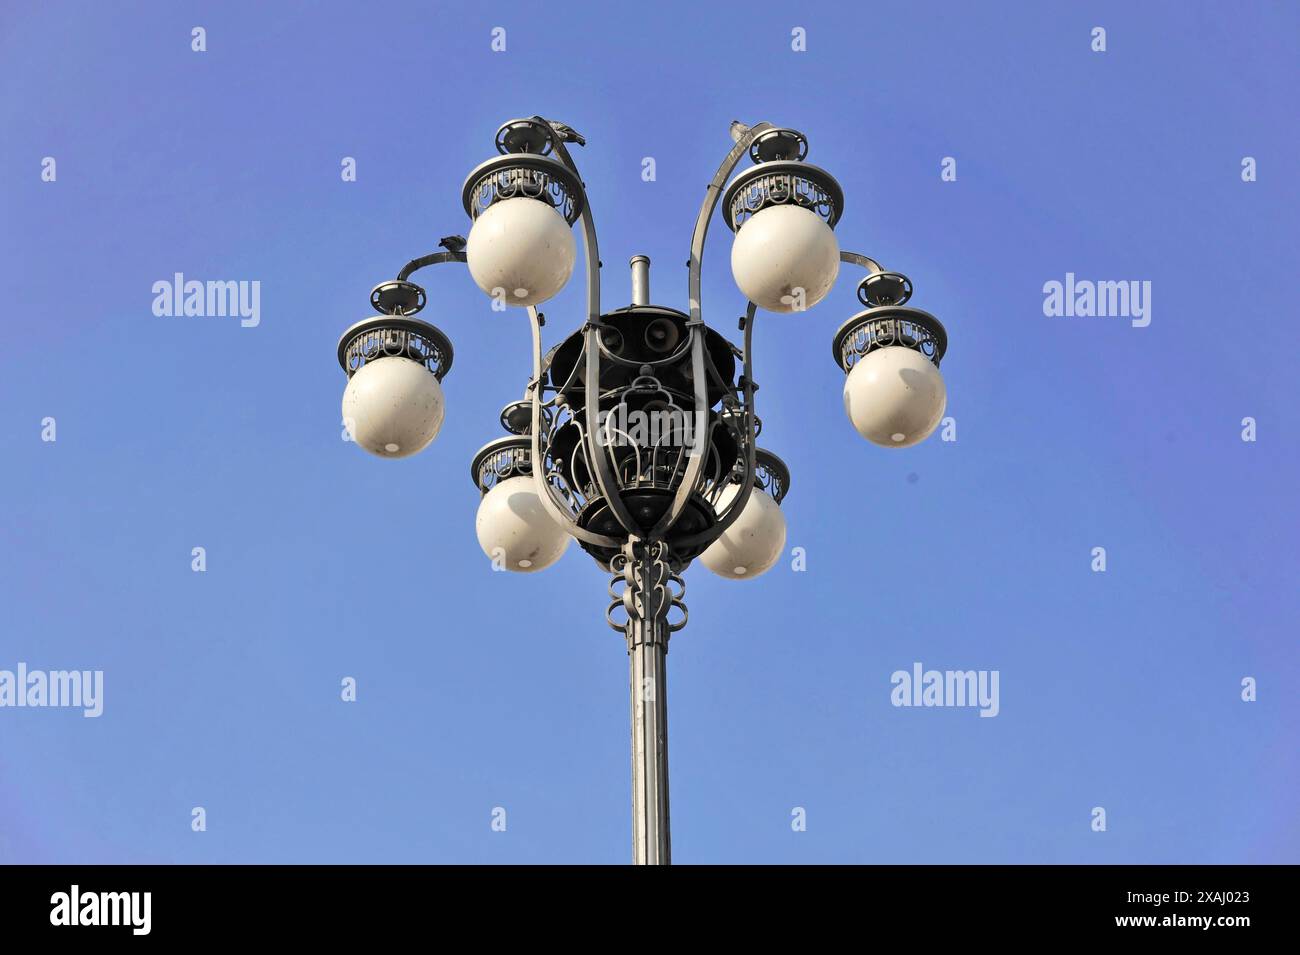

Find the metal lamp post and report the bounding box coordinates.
[335,117,950,865]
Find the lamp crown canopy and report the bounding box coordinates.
[494,118,555,155]
[749,127,809,164]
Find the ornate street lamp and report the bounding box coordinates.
[334,117,950,864]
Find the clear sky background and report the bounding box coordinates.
[1,0,1296,864]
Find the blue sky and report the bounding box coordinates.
[1,0,1296,864]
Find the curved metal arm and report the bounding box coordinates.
[361,249,466,317]
[396,250,466,282]
[527,115,644,540]
[534,116,643,540]
[647,121,775,541]
[840,250,885,274]
[688,122,773,325]
[525,306,623,549]
[671,301,759,552]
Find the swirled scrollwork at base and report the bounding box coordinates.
[606,543,687,640]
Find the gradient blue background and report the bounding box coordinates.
[1,0,1296,864]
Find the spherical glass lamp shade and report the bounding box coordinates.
[466,197,576,307]
[700,483,787,580]
[730,205,839,313]
[342,356,444,458]
[475,475,570,572]
[843,346,946,448]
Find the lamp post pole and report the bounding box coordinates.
[622,539,674,865]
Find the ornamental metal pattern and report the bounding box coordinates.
[537,398,592,517]
[598,376,721,493]
[605,542,688,637]
[838,315,945,371]
[728,170,838,230]
[466,165,579,225]
[754,454,789,504]
[340,324,452,380]
[473,443,533,495]
[531,362,761,544]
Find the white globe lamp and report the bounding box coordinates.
[730,204,839,313]
[700,476,787,580]
[337,315,453,460]
[475,475,570,572]
[466,197,576,307]
[722,134,844,314]
[843,346,946,448]
[833,299,949,449]
[462,149,585,308]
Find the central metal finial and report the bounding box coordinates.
[630,255,650,306]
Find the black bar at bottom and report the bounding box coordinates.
[0,864,1285,939]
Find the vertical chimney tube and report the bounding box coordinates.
[630,255,651,306]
